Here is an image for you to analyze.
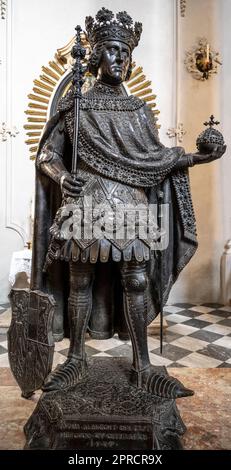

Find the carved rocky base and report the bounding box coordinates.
[24,358,186,450]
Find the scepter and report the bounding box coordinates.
[71,25,86,177]
[44,26,86,267]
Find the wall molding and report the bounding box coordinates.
[171,0,180,146]
[0,0,7,20]
[1,0,26,244]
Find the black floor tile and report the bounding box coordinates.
[197,344,231,362]
[173,303,196,309]
[164,320,176,327]
[58,348,70,357]
[0,303,10,309]
[217,363,231,368]
[163,331,182,343]
[190,329,222,343]
[105,344,133,359]
[0,334,7,343]
[0,345,7,355]
[59,345,100,357]
[183,318,211,329]
[201,303,224,308]
[167,362,185,368]
[169,309,203,318]
[209,310,231,318]
[0,309,7,316]
[153,344,190,361]
[86,345,102,357]
[217,318,231,327]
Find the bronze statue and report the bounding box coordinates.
[30,8,226,398]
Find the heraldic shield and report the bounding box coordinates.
[8,289,55,398]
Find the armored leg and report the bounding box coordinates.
[42,261,95,391]
[120,259,193,399]
[120,260,150,371]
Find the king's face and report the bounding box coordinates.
[97,40,131,85]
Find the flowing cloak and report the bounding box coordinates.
[31,86,198,340]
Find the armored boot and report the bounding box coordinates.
[120,260,194,399]
[42,261,95,391]
[130,367,194,399]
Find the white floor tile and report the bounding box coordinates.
[52,352,67,369]
[167,324,198,336]
[93,352,111,357]
[148,337,164,351]
[218,306,231,312]
[165,314,190,324]
[194,314,224,323]
[170,336,209,352]
[177,352,222,368]
[0,353,9,367]
[203,324,231,336]
[164,305,185,314]
[86,337,123,351]
[0,308,11,327]
[213,337,231,349]
[149,352,172,367]
[189,306,215,314]
[55,338,70,351]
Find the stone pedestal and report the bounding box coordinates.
[24,358,186,450]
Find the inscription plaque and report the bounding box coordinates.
[56,417,155,449]
[24,358,186,450]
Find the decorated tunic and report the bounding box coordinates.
[37,81,189,267]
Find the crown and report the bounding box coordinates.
[85,7,142,51]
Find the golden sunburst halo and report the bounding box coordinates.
[24,33,160,161]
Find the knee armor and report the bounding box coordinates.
[122,272,147,293]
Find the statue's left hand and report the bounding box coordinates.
[193,144,227,165]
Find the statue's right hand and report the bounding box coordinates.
[60,172,86,198]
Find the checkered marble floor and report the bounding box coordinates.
[0,303,231,368]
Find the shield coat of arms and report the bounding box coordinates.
[8,289,55,398]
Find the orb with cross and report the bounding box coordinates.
[196,115,225,154]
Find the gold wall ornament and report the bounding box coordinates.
[24,33,160,161]
[185,38,222,81]
[0,122,19,141]
[167,123,186,143]
[179,0,187,18]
